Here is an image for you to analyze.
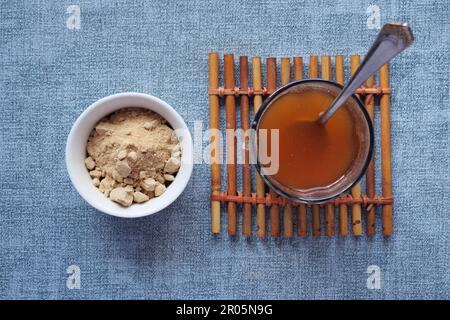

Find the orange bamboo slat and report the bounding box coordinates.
[321,56,335,237]
[298,204,308,237]
[280,57,293,238]
[293,56,303,80]
[350,55,363,236]
[321,56,332,80]
[334,54,349,236]
[309,55,318,78]
[252,57,266,238]
[312,205,321,237]
[293,56,308,237]
[211,193,393,206]
[266,57,280,237]
[239,56,252,237]
[379,64,393,236]
[309,55,321,236]
[208,53,221,234]
[224,54,237,235]
[208,87,389,96]
[281,57,291,85]
[365,73,376,236]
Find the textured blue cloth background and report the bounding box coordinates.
[0,0,449,299]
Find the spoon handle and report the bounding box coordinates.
[319,22,414,124]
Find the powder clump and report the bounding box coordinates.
[85,108,181,207]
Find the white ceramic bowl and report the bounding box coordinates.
[66,92,193,218]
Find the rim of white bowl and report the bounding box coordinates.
[65,92,194,218]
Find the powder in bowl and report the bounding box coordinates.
[85,107,181,207]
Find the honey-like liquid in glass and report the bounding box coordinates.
[259,89,358,190]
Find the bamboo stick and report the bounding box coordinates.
[281,57,291,85]
[365,73,376,236]
[309,55,321,236]
[280,57,293,238]
[208,87,388,96]
[309,55,318,78]
[379,64,393,236]
[350,55,363,236]
[335,55,349,236]
[293,56,303,81]
[240,56,252,237]
[298,205,308,237]
[224,54,237,235]
[321,56,335,237]
[210,195,390,207]
[209,52,221,234]
[293,56,308,237]
[252,57,266,238]
[312,205,321,237]
[266,57,280,237]
[321,56,332,80]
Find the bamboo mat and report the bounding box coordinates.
[208,53,394,238]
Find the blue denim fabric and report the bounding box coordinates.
[0,0,448,299]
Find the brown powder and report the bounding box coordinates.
[85,108,181,207]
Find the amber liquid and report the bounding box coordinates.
[259,90,358,189]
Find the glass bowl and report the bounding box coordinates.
[251,79,374,203]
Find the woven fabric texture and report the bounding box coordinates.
[0,0,448,299]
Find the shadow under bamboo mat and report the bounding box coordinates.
[208,52,394,238]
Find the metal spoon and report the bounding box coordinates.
[318,22,414,124]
